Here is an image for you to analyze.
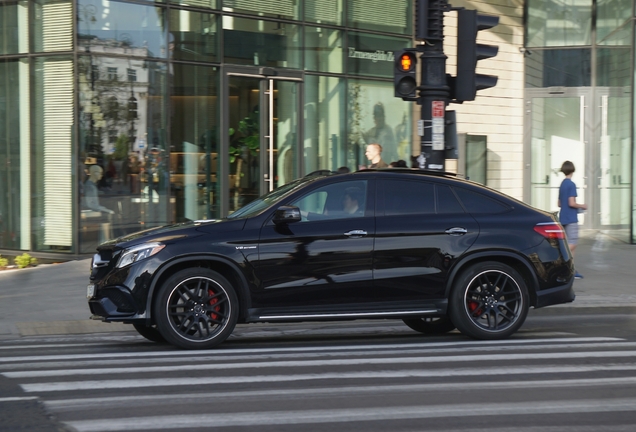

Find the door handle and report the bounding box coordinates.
[445,227,467,236]
[345,230,367,237]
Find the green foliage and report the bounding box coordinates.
[112,134,130,160]
[0,255,8,268]
[229,112,260,163]
[14,253,37,269]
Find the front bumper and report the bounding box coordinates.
[88,285,141,320]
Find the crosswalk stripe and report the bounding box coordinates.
[65,398,636,431]
[20,364,636,392]
[0,337,624,363]
[43,376,636,412]
[6,349,636,379]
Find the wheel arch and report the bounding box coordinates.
[445,251,539,307]
[144,255,252,324]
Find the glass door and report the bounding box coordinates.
[223,68,302,214]
[525,89,592,228]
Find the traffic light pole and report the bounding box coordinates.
[417,42,449,171]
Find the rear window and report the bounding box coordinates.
[454,187,511,214]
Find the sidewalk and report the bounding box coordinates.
[0,231,634,337]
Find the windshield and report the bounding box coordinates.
[227,177,309,219]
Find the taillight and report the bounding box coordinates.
[534,222,565,239]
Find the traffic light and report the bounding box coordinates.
[454,9,499,102]
[394,49,418,100]
[127,96,138,120]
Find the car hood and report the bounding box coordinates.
[98,219,244,251]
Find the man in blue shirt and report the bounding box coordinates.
[558,161,587,279]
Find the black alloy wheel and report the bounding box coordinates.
[132,323,166,343]
[402,316,456,335]
[449,261,529,340]
[155,268,238,350]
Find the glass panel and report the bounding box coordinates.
[526,0,592,47]
[305,0,342,25]
[596,0,631,42]
[599,91,631,240]
[273,80,299,188]
[228,76,260,213]
[348,79,413,169]
[78,56,168,253]
[598,21,632,46]
[78,0,167,59]
[32,56,74,252]
[304,75,346,173]
[465,135,487,185]
[222,0,298,21]
[347,32,409,78]
[530,97,585,220]
[170,64,219,221]
[347,0,411,35]
[0,1,28,55]
[304,26,343,73]
[0,59,30,250]
[525,49,591,88]
[223,17,300,69]
[169,9,217,62]
[597,47,631,87]
[32,0,73,53]
[169,0,216,9]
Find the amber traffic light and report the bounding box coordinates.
[394,49,418,100]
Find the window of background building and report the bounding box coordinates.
[170,64,220,221]
[305,0,342,26]
[78,56,168,254]
[596,0,632,42]
[32,56,74,252]
[304,75,346,173]
[526,0,592,47]
[347,0,411,35]
[169,9,218,63]
[77,0,167,59]
[348,79,412,169]
[304,26,343,74]
[32,0,73,53]
[525,48,591,88]
[222,0,298,20]
[0,58,29,250]
[169,0,217,10]
[0,1,28,55]
[223,17,300,69]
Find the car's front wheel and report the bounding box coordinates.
[449,261,529,340]
[155,268,238,350]
[402,316,456,335]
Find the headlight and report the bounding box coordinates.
[117,242,165,268]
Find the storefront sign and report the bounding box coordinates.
[347,47,395,63]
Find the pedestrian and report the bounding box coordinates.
[558,161,587,279]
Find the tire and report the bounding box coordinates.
[449,261,529,340]
[132,323,166,343]
[402,316,456,335]
[155,268,238,350]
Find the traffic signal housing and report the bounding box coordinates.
[394,49,418,101]
[454,9,499,102]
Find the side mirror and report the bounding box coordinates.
[272,206,301,224]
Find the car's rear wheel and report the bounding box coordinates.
[449,261,529,340]
[132,323,166,343]
[402,316,456,335]
[155,268,238,350]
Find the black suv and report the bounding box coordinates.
[88,169,575,349]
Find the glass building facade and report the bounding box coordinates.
[0,0,414,256]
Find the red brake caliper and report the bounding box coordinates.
[208,289,220,320]
[468,301,482,316]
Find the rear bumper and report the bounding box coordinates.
[534,278,575,308]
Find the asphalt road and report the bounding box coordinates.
[2,311,636,432]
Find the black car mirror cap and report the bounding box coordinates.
[273,206,302,224]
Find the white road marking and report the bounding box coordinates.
[65,398,636,431]
[7,349,636,378]
[20,364,636,392]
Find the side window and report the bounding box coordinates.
[382,179,435,215]
[453,187,511,214]
[290,180,368,221]
[436,185,465,214]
